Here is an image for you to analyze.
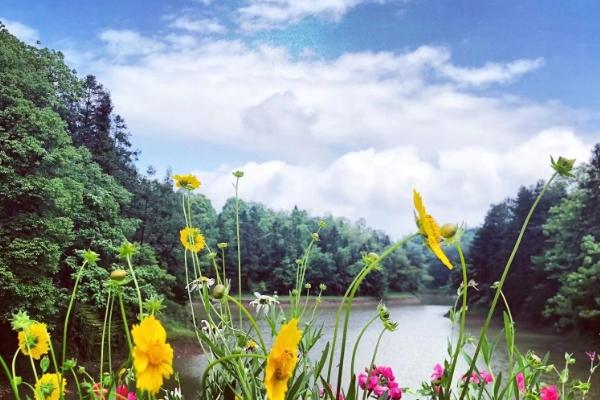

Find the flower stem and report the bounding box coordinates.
[234,175,243,329]
[117,290,133,353]
[125,254,143,318]
[444,241,469,398]
[458,172,557,400]
[350,315,378,377]
[0,354,21,400]
[62,260,88,366]
[100,289,112,393]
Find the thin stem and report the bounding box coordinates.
[70,369,83,399]
[117,290,133,352]
[234,176,243,329]
[0,353,21,400]
[458,172,557,400]
[226,295,267,351]
[361,328,387,400]
[350,315,378,377]
[46,338,63,400]
[444,241,469,399]
[100,290,112,393]
[126,255,143,318]
[62,260,88,365]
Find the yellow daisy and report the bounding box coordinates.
[413,190,453,269]
[131,315,174,394]
[265,319,302,400]
[34,373,65,400]
[172,174,201,190]
[18,322,50,360]
[179,227,206,253]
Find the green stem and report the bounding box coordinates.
[226,295,267,351]
[458,172,557,400]
[46,338,63,400]
[117,290,133,352]
[62,260,88,365]
[350,315,378,377]
[0,354,21,400]
[234,176,243,329]
[444,241,469,399]
[100,290,111,393]
[70,368,82,399]
[126,255,143,318]
[361,328,387,400]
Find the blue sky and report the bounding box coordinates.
[2,0,599,235]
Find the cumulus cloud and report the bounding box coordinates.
[75,29,593,235]
[236,0,385,31]
[1,17,39,44]
[99,29,165,57]
[168,15,227,34]
[196,129,591,237]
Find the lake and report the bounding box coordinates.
[173,303,599,398]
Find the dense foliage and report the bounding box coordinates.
[468,145,600,334]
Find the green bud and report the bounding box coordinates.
[311,232,320,241]
[13,376,22,386]
[208,252,217,260]
[144,295,165,315]
[80,249,100,265]
[217,242,228,249]
[304,283,312,289]
[40,356,50,373]
[118,241,137,258]
[212,284,226,299]
[318,220,327,229]
[62,359,77,371]
[319,283,327,291]
[10,310,32,331]
[295,259,304,266]
[551,155,576,177]
[110,269,127,282]
[233,170,245,178]
[440,223,458,239]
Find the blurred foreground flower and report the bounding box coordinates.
[35,373,65,400]
[132,315,173,394]
[413,190,453,269]
[179,227,206,253]
[265,319,302,400]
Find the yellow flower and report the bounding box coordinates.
[131,315,174,394]
[265,319,302,400]
[34,373,65,400]
[413,190,453,270]
[18,322,50,360]
[172,174,201,190]
[179,227,206,253]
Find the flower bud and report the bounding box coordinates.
[110,269,127,282]
[208,252,217,260]
[311,232,320,241]
[319,283,327,291]
[212,284,226,299]
[318,220,327,228]
[232,170,244,178]
[440,223,458,239]
[217,242,228,249]
[304,283,312,289]
[550,156,576,177]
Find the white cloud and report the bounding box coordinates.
[236,0,384,31]
[169,16,227,34]
[75,32,594,235]
[99,29,165,57]
[440,57,545,87]
[1,17,39,44]
[196,129,591,237]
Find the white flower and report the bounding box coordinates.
[200,319,220,340]
[249,292,279,315]
[188,275,215,292]
[161,386,183,400]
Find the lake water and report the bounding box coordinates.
[174,304,599,398]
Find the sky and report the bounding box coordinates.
[2,0,600,237]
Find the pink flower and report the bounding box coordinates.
[586,351,597,362]
[373,385,387,397]
[358,373,368,390]
[480,371,494,384]
[387,381,403,400]
[515,372,526,392]
[540,385,559,400]
[462,372,480,385]
[431,364,444,381]
[116,385,136,400]
[375,366,395,381]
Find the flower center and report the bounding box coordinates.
[147,343,164,366]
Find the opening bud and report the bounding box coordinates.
[440,223,458,239]
[110,269,127,282]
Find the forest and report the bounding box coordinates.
[1,22,598,364]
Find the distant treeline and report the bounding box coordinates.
[466,145,600,335]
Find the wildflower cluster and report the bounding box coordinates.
[1,156,595,400]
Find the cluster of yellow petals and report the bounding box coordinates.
[413,190,453,269]
[131,315,174,394]
[179,227,206,253]
[18,322,50,359]
[265,319,302,400]
[172,174,201,190]
[34,373,65,400]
